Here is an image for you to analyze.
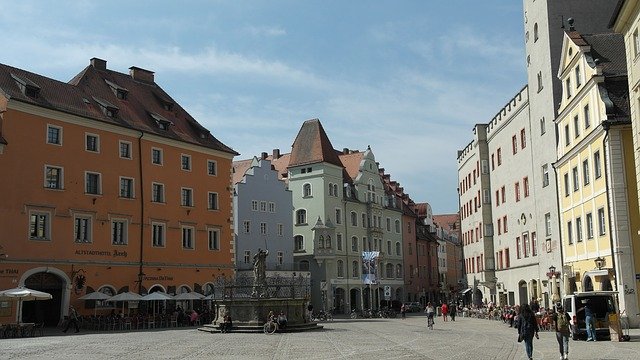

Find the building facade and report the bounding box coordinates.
[0,59,237,324]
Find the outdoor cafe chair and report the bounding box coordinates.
[170,315,178,327]
[146,316,155,329]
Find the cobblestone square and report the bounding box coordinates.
[2,315,639,360]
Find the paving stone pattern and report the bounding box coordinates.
[2,315,639,359]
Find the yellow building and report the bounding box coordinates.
[611,0,640,327]
[555,24,640,324]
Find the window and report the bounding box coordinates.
[111,219,127,245]
[337,233,343,251]
[352,261,359,278]
[29,212,50,240]
[386,263,394,278]
[515,182,521,202]
[483,189,490,204]
[542,164,549,187]
[594,150,602,179]
[181,154,191,171]
[497,218,502,235]
[396,264,402,278]
[328,183,334,196]
[45,165,63,189]
[586,213,594,239]
[85,172,101,195]
[516,236,521,259]
[491,154,495,170]
[277,224,283,236]
[576,217,583,242]
[534,23,538,42]
[335,208,342,224]
[74,215,92,243]
[497,148,502,165]
[501,186,505,203]
[351,212,358,226]
[523,233,530,258]
[395,242,401,256]
[207,160,217,176]
[567,221,573,244]
[181,188,193,207]
[362,214,367,228]
[386,218,391,231]
[243,221,250,233]
[505,248,510,268]
[120,177,134,198]
[565,124,570,146]
[537,71,543,92]
[545,213,551,236]
[208,192,219,210]
[119,141,132,159]
[296,209,307,225]
[520,129,526,149]
[531,232,537,256]
[86,134,99,152]
[303,183,312,197]
[268,202,275,212]
[244,250,250,264]
[634,29,640,57]
[294,235,304,251]
[208,228,220,250]
[152,148,163,165]
[152,183,164,203]
[152,222,165,247]
[583,104,590,129]
[260,222,267,235]
[512,135,518,154]
[182,226,194,249]
[540,117,546,135]
[326,235,332,249]
[46,125,62,145]
[251,200,258,211]
[573,116,580,138]
[351,236,358,252]
[564,173,570,196]
[523,177,529,197]
[597,208,606,235]
[276,251,283,265]
[503,215,508,233]
[583,159,590,186]
[566,79,572,98]
[395,219,400,233]
[572,167,579,191]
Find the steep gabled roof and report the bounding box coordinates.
[288,119,343,168]
[339,151,364,181]
[582,32,627,77]
[433,214,460,230]
[232,158,255,184]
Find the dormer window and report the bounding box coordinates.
[162,101,174,111]
[150,112,173,130]
[92,97,119,118]
[105,80,129,100]
[11,73,40,98]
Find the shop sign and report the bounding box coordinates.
[0,268,19,277]
[143,275,174,281]
[74,249,128,258]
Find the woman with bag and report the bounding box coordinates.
[518,303,539,360]
[553,303,571,360]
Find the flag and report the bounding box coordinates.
[362,251,379,284]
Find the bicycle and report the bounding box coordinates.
[263,319,278,334]
[427,314,434,330]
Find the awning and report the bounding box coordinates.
[583,269,610,278]
[460,288,472,295]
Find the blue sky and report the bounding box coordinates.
[0,0,527,213]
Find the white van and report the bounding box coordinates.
[562,291,618,340]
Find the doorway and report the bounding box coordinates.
[23,272,64,326]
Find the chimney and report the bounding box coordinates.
[272,148,280,159]
[90,58,107,71]
[343,148,349,154]
[261,152,268,160]
[129,66,155,83]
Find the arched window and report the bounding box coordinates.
[296,209,307,225]
[396,264,402,278]
[299,260,310,271]
[395,242,401,256]
[395,220,400,233]
[352,261,359,277]
[326,235,332,249]
[351,212,358,226]
[294,235,304,251]
[534,23,539,42]
[303,183,312,197]
[386,263,394,278]
[318,235,325,249]
[351,236,358,252]
[328,183,334,196]
[333,184,338,197]
[362,214,367,228]
[337,260,344,278]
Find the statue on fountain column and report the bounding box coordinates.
[252,248,269,297]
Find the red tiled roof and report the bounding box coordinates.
[232,158,255,184]
[289,119,343,168]
[0,59,238,155]
[266,152,292,180]
[339,151,363,180]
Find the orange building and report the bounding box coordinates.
[0,58,237,325]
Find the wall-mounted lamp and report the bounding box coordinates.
[157,267,162,271]
[546,265,560,279]
[106,266,112,270]
[594,256,605,270]
[196,269,200,272]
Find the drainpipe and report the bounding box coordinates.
[551,163,565,296]
[601,121,618,293]
[137,131,145,294]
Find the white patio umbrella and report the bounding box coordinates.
[140,292,174,315]
[173,292,204,301]
[107,291,143,314]
[78,291,112,316]
[0,286,52,322]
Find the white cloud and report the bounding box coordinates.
[244,25,287,37]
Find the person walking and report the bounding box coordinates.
[581,300,597,341]
[400,303,406,319]
[441,303,449,322]
[425,302,435,329]
[518,303,539,360]
[63,305,80,333]
[553,303,571,360]
[449,302,457,321]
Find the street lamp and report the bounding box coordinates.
[594,257,605,270]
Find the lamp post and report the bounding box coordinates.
[548,265,560,303]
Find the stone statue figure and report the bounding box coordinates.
[252,248,269,297]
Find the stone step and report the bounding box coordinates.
[197,322,323,334]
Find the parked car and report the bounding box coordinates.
[562,291,618,340]
[403,302,422,313]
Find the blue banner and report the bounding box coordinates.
[362,251,379,284]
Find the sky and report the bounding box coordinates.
[0,0,527,214]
